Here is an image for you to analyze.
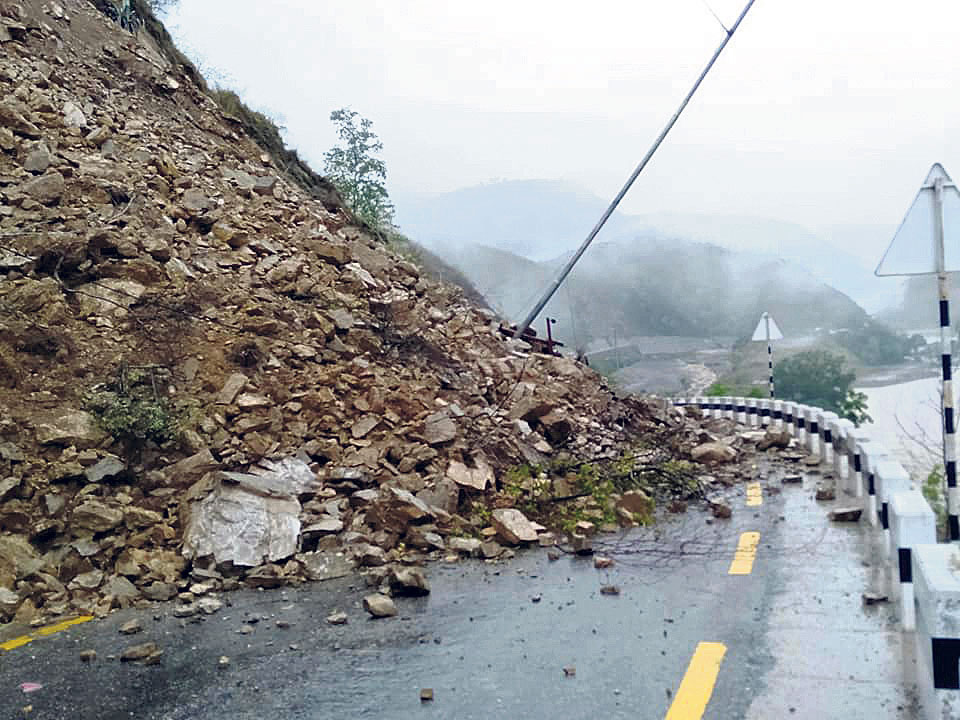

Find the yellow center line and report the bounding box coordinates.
[664,641,728,720]
[0,635,34,651]
[746,482,762,506]
[728,532,760,575]
[0,616,94,652]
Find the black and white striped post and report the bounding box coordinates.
[751,312,783,398]
[767,343,774,397]
[940,267,959,541]
[876,163,960,541]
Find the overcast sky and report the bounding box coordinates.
[163,0,960,236]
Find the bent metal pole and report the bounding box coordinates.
[513,0,758,339]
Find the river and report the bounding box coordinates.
[859,375,941,478]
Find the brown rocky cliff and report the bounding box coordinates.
[0,0,710,625]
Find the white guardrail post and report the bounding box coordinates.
[888,490,936,631]
[848,427,873,500]
[758,399,771,427]
[771,399,783,429]
[671,392,959,715]
[735,396,748,425]
[793,403,807,445]
[805,406,819,455]
[834,419,855,487]
[913,544,960,719]
[818,410,839,466]
[860,441,891,526]
[874,460,914,559]
[782,401,796,435]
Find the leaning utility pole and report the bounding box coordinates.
[513,0,758,339]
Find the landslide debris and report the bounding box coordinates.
[0,0,764,626]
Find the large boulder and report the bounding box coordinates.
[422,410,457,445]
[363,593,397,618]
[181,458,319,568]
[691,442,736,464]
[616,490,654,518]
[182,482,300,568]
[388,566,431,596]
[0,586,20,621]
[20,170,64,204]
[71,499,124,533]
[0,536,42,589]
[366,486,434,533]
[757,429,792,451]
[491,508,539,545]
[416,478,460,514]
[35,411,108,449]
[446,458,493,491]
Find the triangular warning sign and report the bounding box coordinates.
[876,163,960,276]
[751,312,783,342]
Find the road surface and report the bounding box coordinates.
[0,460,918,719]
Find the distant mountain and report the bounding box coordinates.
[434,237,868,352]
[393,180,635,261]
[395,180,888,313]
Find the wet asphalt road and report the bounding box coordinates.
[0,461,916,720]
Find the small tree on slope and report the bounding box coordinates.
[323,108,394,229]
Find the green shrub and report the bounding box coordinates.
[84,366,179,461]
[86,391,177,446]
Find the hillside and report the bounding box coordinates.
[0,0,729,626]
[396,180,885,313]
[435,238,868,351]
[876,274,954,331]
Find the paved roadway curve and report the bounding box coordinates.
[0,460,919,720]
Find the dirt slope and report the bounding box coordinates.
[0,0,724,625]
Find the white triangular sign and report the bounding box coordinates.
[876,163,960,276]
[751,312,783,342]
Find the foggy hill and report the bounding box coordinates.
[877,274,958,330]
[437,237,868,351]
[395,180,883,312]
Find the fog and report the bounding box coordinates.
[163,0,960,242]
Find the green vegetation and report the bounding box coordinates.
[474,449,704,536]
[705,383,765,398]
[773,350,871,426]
[209,88,340,205]
[831,318,926,366]
[923,464,948,541]
[324,108,394,229]
[85,366,179,462]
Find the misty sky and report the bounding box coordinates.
[163,0,960,242]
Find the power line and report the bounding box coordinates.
[513,0,758,340]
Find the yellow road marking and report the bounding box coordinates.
[664,641,728,720]
[0,635,34,651]
[728,532,760,575]
[746,482,762,506]
[0,616,94,652]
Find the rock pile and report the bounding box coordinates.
[0,0,775,626]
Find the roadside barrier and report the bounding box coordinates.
[673,395,960,719]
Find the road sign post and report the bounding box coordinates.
[876,163,960,541]
[751,312,783,398]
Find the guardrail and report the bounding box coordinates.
[674,395,958,719]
